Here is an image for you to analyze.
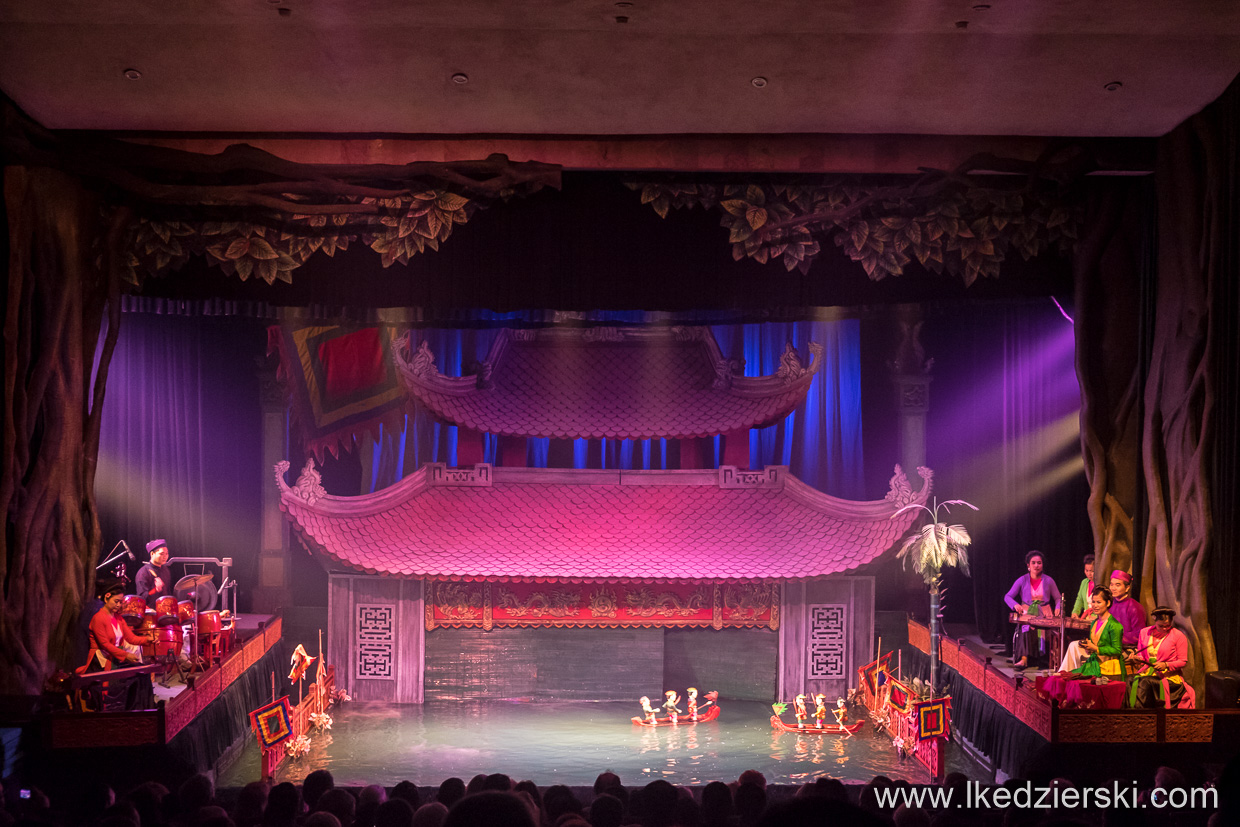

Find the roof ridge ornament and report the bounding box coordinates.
[711,356,745,390]
[410,340,436,378]
[275,458,327,505]
[775,342,824,384]
[582,326,625,344]
[885,464,933,507]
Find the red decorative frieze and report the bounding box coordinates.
[907,619,930,654]
[1013,689,1052,740]
[940,638,959,671]
[957,649,986,690]
[1164,713,1213,742]
[429,579,776,629]
[986,670,1015,710]
[1058,713,1158,743]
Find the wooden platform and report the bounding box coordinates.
[907,618,1236,745]
[44,614,282,750]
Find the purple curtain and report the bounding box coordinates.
[924,300,1092,641]
[96,313,263,607]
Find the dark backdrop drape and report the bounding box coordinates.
[921,299,1093,641]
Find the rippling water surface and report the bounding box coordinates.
[220,699,988,787]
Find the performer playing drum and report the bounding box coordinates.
[136,539,174,609]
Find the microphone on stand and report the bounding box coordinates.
[120,540,135,561]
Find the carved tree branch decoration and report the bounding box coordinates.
[627,145,1091,284]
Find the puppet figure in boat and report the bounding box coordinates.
[813,693,828,728]
[632,690,720,726]
[663,690,681,724]
[686,687,699,720]
[771,697,864,735]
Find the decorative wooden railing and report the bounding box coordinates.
[260,665,337,781]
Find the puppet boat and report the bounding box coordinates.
[769,715,864,735]
[631,704,721,727]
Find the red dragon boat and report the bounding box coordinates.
[631,704,721,727]
[769,715,864,735]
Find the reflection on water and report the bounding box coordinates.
[219,699,988,788]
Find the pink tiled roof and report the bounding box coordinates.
[393,327,823,440]
[275,461,933,582]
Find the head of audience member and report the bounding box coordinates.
[757,797,889,827]
[733,783,766,827]
[443,791,536,827]
[99,801,141,827]
[196,804,234,827]
[409,801,448,827]
[513,780,541,813]
[303,770,335,811]
[1109,571,1132,601]
[234,782,270,827]
[544,785,583,823]
[593,772,622,795]
[465,774,488,796]
[893,804,932,827]
[358,784,387,808]
[737,770,767,790]
[858,776,895,815]
[263,782,302,827]
[480,773,513,792]
[701,781,734,823]
[179,774,215,814]
[317,787,357,827]
[374,798,417,827]
[125,780,170,827]
[436,778,466,809]
[304,813,341,827]
[391,780,420,811]
[796,777,847,802]
[589,793,624,827]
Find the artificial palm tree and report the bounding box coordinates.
[893,498,978,695]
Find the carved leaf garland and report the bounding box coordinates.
[627,173,1083,282]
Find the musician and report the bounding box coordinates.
[83,579,154,709]
[136,539,173,609]
[1070,554,1096,619]
[1107,570,1147,648]
[1003,550,1062,670]
[1125,606,1191,708]
[1067,587,1126,680]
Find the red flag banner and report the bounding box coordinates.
[249,696,294,749]
[268,324,407,459]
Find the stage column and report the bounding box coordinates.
[253,362,292,613]
[888,303,933,473]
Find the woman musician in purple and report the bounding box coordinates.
[1004,550,1063,670]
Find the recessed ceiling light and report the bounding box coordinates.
[972,4,991,9]
[615,1,633,6]
[955,20,968,29]
[451,73,469,85]
[1104,81,1123,92]
[751,77,768,88]
[122,68,142,80]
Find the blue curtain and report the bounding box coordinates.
[367,321,864,498]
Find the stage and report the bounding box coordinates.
[217,699,990,788]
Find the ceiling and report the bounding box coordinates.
[3,1,1240,138]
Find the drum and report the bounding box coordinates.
[138,611,158,658]
[152,624,183,660]
[120,595,147,628]
[177,600,195,624]
[197,610,222,635]
[155,595,177,620]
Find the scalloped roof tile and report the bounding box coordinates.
[393,327,822,440]
[276,463,932,582]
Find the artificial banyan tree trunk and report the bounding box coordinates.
[1,166,123,694]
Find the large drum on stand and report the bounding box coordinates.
[155,595,179,626]
[152,624,183,660]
